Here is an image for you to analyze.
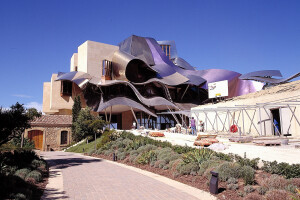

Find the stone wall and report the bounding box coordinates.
[25,126,72,151]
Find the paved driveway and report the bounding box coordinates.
[41,151,215,200]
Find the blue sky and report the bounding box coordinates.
[0,0,300,110]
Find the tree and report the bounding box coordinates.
[0,103,31,146]
[72,108,106,142]
[26,108,42,121]
[72,96,82,133]
[72,96,82,123]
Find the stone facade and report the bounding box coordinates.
[25,115,72,151]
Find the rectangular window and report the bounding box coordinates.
[102,60,112,78]
[61,81,72,96]
[160,45,171,59]
[61,131,68,145]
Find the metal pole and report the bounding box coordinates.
[259,107,263,136]
[215,112,218,132]
[227,110,230,134]
[131,107,139,129]
[279,107,283,135]
[242,109,245,135]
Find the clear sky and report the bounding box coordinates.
[0,0,299,110]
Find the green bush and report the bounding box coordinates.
[227,177,238,184]
[155,147,178,164]
[234,154,260,169]
[116,152,126,160]
[262,160,300,179]
[154,160,167,169]
[217,162,242,181]
[14,168,31,180]
[176,161,199,175]
[215,152,234,162]
[240,165,255,185]
[135,150,157,165]
[25,170,42,183]
[198,159,223,176]
[87,149,95,156]
[103,150,113,156]
[227,183,239,190]
[137,144,157,154]
[182,148,215,166]
[172,145,194,154]
[97,130,114,148]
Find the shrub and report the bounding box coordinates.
[182,148,215,166]
[97,130,114,148]
[12,193,27,200]
[286,184,298,194]
[290,178,300,188]
[31,159,46,169]
[14,168,31,180]
[154,160,167,169]
[95,149,103,155]
[241,165,255,185]
[150,161,156,167]
[261,174,288,190]
[169,159,183,171]
[129,154,137,163]
[176,161,199,175]
[257,186,268,195]
[87,149,95,156]
[137,144,157,154]
[103,150,113,156]
[156,147,178,164]
[262,160,300,179]
[234,154,260,169]
[227,177,238,184]
[117,152,126,160]
[129,150,139,157]
[172,145,194,154]
[244,185,255,194]
[227,183,239,190]
[244,193,263,200]
[198,159,223,176]
[135,150,157,165]
[265,189,289,200]
[215,152,234,162]
[217,162,241,181]
[25,170,42,183]
[122,138,133,147]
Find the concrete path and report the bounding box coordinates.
[41,151,216,200]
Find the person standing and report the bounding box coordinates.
[190,117,196,135]
[199,120,204,132]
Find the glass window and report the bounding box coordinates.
[61,81,72,96]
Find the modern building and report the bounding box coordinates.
[42,35,270,130]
